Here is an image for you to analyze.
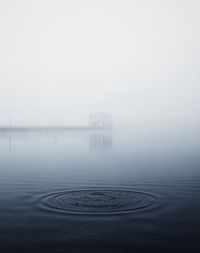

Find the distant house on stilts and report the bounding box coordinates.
[89,112,112,129]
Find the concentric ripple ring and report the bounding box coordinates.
[40,189,157,215]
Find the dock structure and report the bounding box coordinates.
[0,113,113,131]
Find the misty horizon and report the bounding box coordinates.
[0,0,200,129]
[0,1,200,253]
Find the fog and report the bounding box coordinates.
[0,0,199,127]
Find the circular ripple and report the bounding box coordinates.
[40,189,156,215]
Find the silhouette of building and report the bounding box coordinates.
[89,112,112,128]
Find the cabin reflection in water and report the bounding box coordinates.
[89,133,112,150]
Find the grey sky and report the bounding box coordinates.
[0,0,199,126]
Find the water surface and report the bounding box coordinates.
[0,127,200,252]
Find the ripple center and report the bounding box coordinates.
[39,189,156,215]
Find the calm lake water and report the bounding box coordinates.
[0,127,200,252]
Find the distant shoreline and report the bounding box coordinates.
[0,126,113,132]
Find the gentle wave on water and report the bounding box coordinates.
[38,188,158,215]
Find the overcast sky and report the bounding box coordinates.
[0,0,199,126]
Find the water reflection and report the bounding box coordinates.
[0,130,200,253]
[9,136,12,151]
[89,133,112,151]
[0,131,114,153]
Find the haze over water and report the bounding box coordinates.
[0,0,200,252]
[0,0,200,128]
